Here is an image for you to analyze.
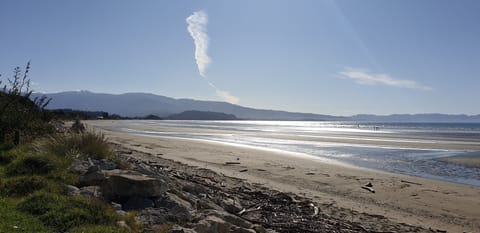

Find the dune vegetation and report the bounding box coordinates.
[0,63,136,232]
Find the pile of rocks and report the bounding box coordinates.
[67,158,271,233]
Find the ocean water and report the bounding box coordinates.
[103,120,480,186]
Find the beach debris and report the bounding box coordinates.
[238,208,246,215]
[401,179,422,185]
[365,182,373,187]
[106,142,433,233]
[225,162,241,165]
[305,172,315,175]
[361,186,375,193]
[239,169,248,172]
[238,206,261,215]
[283,166,295,170]
[309,203,319,216]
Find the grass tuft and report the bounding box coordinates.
[41,131,113,160]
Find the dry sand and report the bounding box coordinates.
[88,120,480,232]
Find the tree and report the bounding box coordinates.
[0,62,52,145]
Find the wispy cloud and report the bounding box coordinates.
[338,68,432,90]
[186,10,240,104]
[216,89,239,104]
[208,82,239,104]
[186,10,210,77]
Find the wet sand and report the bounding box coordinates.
[88,120,480,232]
[437,152,480,168]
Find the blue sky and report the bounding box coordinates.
[1,0,479,115]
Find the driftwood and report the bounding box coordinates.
[239,169,248,172]
[401,180,422,185]
[225,162,241,165]
[361,186,375,193]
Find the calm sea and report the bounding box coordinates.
[105,120,480,186]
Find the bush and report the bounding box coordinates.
[42,131,113,160]
[0,142,14,152]
[0,176,48,197]
[6,154,57,176]
[0,151,16,164]
[18,192,119,232]
[67,225,130,233]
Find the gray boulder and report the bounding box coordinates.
[194,215,231,233]
[79,166,107,186]
[79,186,102,198]
[124,196,155,210]
[65,185,80,196]
[68,160,90,174]
[94,159,117,170]
[168,225,197,233]
[217,197,243,214]
[103,173,167,200]
[154,192,193,221]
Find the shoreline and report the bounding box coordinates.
[88,120,480,232]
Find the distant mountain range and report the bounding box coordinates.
[32,91,480,122]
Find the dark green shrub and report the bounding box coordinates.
[0,176,48,197]
[0,142,14,152]
[18,192,119,232]
[6,154,57,176]
[0,145,26,164]
[0,151,16,164]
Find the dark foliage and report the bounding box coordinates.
[6,155,57,176]
[0,176,48,197]
[0,62,53,145]
[167,110,238,120]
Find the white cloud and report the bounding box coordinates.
[208,82,239,104]
[338,68,432,90]
[186,10,210,77]
[216,89,240,104]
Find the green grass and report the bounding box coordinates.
[0,176,48,197]
[0,198,52,233]
[6,154,58,176]
[18,192,120,232]
[0,132,139,232]
[0,145,26,165]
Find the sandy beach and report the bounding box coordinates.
[88,120,480,232]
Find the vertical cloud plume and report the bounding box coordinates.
[186,10,210,77]
[186,10,240,104]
